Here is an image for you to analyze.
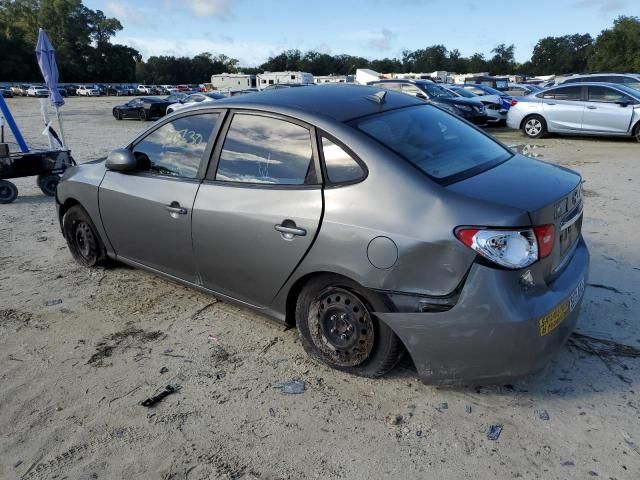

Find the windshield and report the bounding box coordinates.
[420,83,455,98]
[351,105,512,184]
[477,85,503,96]
[617,83,640,96]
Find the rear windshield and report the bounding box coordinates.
[350,105,512,184]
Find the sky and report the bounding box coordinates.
[85,0,639,67]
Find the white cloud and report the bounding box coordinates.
[104,2,146,25]
[185,0,234,18]
[573,0,628,12]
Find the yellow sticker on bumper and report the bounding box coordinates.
[538,302,569,337]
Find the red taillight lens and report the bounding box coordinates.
[534,224,555,258]
[510,99,518,106]
[455,228,479,248]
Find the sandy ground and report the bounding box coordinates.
[1,97,639,480]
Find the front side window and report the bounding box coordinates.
[401,84,423,96]
[132,113,218,178]
[351,105,511,183]
[587,86,628,103]
[215,114,316,185]
[321,137,364,184]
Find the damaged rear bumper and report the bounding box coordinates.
[376,238,589,385]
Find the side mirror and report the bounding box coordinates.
[416,92,427,100]
[616,99,630,107]
[106,148,137,172]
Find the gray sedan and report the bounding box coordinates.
[56,85,589,384]
[507,82,640,141]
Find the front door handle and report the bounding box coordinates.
[587,106,597,110]
[546,103,556,106]
[275,221,306,239]
[166,202,187,217]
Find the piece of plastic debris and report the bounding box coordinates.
[401,426,410,434]
[141,385,178,407]
[45,299,63,306]
[487,424,503,441]
[272,379,305,394]
[416,430,423,437]
[435,402,448,411]
[561,460,575,467]
[538,409,550,421]
[160,367,168,374]
[208,334,220,342]
[465,405,473,414]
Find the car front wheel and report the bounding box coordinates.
[523,115,547,139]
[62,205,106,267]
[138,109,148,121]
[634,122,640,143]
[296,275,403,377]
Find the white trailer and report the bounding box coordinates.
[257,71,314,89]
[355,69,384,85]
[210,73,256,91]
[313,75,349,84]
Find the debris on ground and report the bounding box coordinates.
[487,424,503,441]
[141,385,179,407]
[160,367,168,374]
[435,402,448,412]
[385,414,403,426]
[465,405,472,414]
[44,299,63,306]
[272,379,305,394]
[537,409,550,421]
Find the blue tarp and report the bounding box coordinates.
[35,28,65,107]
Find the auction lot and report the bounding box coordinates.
[1,97,639,479]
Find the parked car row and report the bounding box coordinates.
[1,83,204,97]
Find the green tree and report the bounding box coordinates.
[488,43,516,74]
[529,34,593,75]
[589,16,640,72]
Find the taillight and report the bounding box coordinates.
[455,227,543,269]
[510,99,518,106]
[534,224,555,258]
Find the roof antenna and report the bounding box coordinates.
[366,90,387,104]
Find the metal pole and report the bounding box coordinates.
[55,105,67,149]
[0,95,29,152]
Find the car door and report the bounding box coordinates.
[582,85,635,133]
[540,86,586,131]
[99,112,222,282]
[192,111,323,306]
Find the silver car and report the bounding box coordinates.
[507,82,640,141]
[56,85,589,384]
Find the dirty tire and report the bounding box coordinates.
[634,122,640,143]
[37,174,60,196]
[296,275,403,377]
[0,180,18,204]
[522,115,547,139]
[138,109,148,121]
[114,109,122,120]
[62,205,106,267]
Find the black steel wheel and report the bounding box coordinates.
[37,174,60,196]
[62,205,106,267]
[296,275,403,377]
[0,180,18,204]
[138,108,148,121]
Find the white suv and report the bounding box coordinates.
[26,85,48,97]
[137,85,154,94]
[560,73,640,90]
[76,85,100,96]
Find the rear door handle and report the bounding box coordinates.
[275,223,306,238]
[166,202,187,216]
[547,103,556,105]
[587,106,597,110]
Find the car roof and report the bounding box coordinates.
[545,82,640,96]
[205,84,424,122]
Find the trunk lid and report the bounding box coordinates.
[447,154,583,280]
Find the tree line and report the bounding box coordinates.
[1,1,638,83]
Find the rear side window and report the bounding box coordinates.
[132,113,218,178]
[540,86,582,100]
[215,114,316,185]
[351,105,511,184]
[321,137,364,184]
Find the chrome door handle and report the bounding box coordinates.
[275,224,306,238]
[587,106,597,110]
[166,204,187,215]
[547,103,556,105]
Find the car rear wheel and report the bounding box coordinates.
[634,122,640,143]
[37,174,60,196]
[523,115,547,139]
[138,109,148,121]
[0,180,18,204]
[62,205,106,267]
[296,275,403,377]
[114,109,122,120]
